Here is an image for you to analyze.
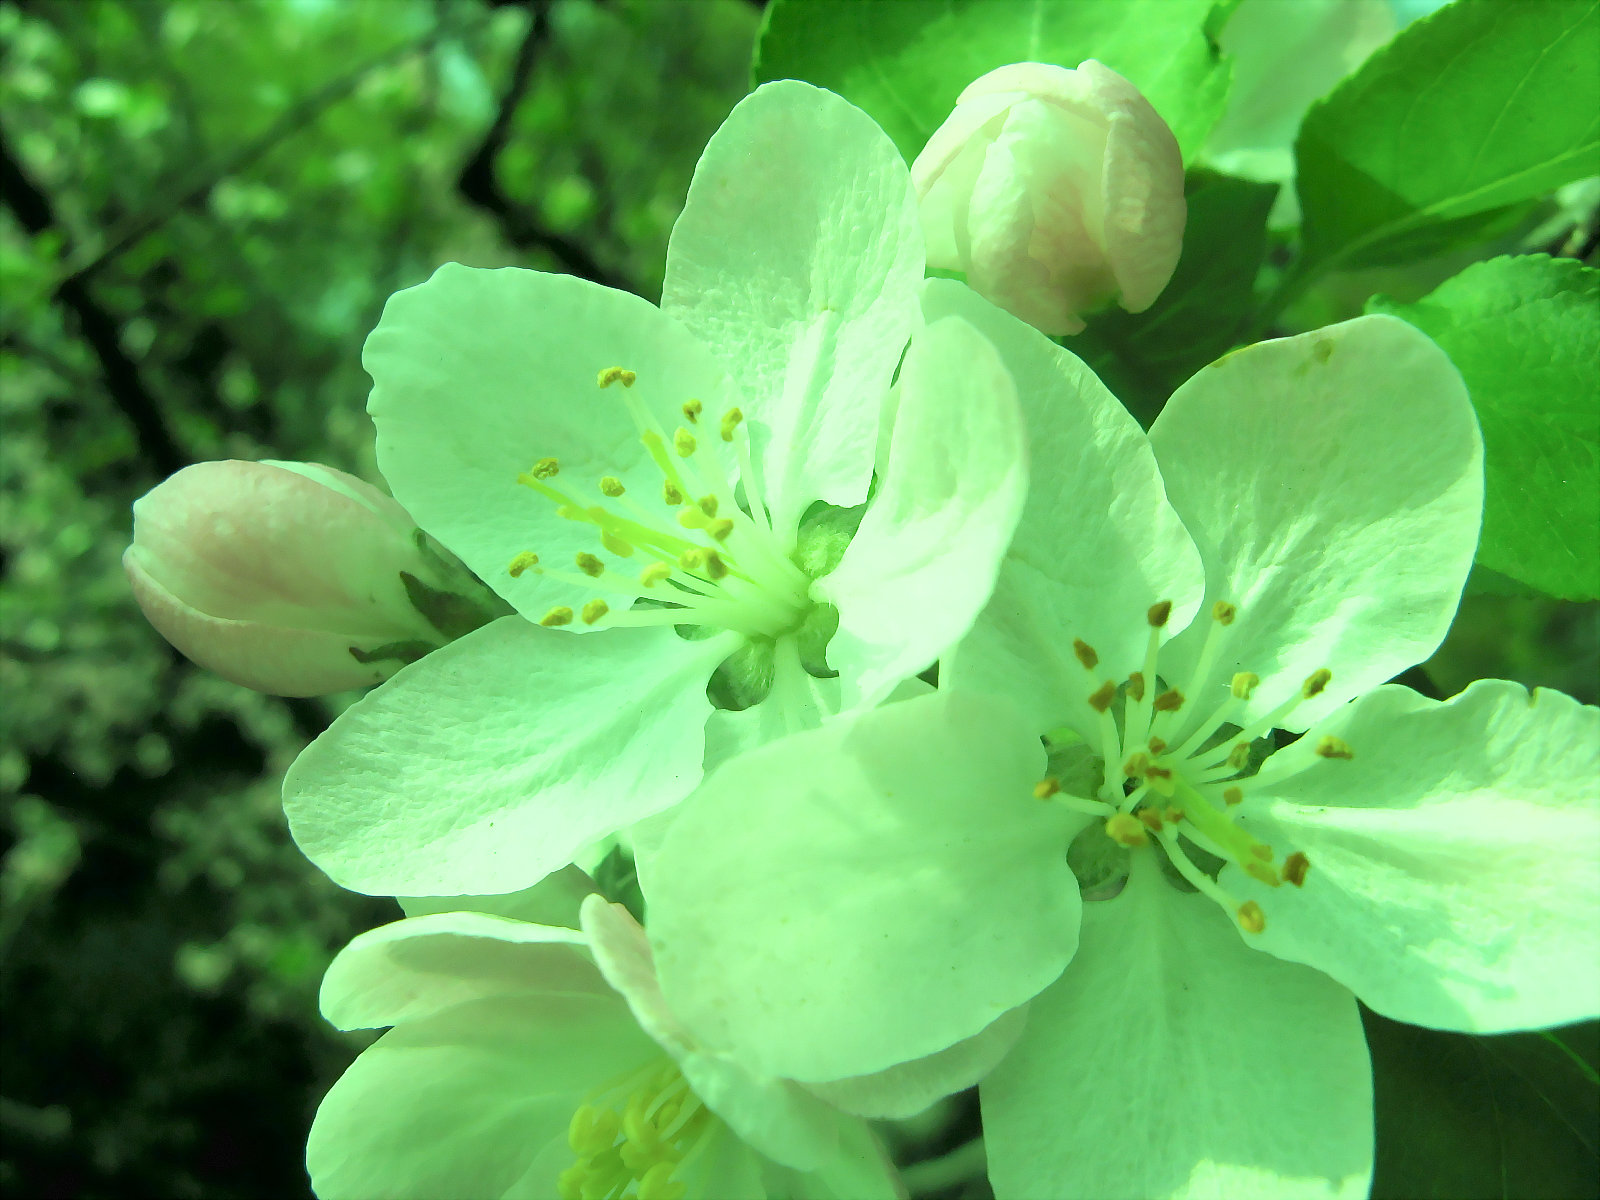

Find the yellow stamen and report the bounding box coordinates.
[640,562,672,587]
[707,517,735,541]
[1147,737,1167,755]
[673,428,696,458]
[1072,639,1098,670]
[1227,742,1252,770]
[1088,681,1117,713]
[1282,851,1311,887]
[1237,901,1266,933]
[1033,777,1060,800]
[582,599,609,625]
[529,456,560,479]
[719,408,743,442]
[600,476,625,497]
[681,399,702,424]
[1126,672,1146,702]
[601,530,634,557]
[1222,786,1244,806]
[1212,600,1237,625]
[540,606,574,627]
[508,551,540,578]
[576,552,605,578]
[1147,600,1173,627]
[597,366,636,389]
[1302,668,1333,698]
[1231,672,1260,700]
[1144,764,1176,797]
[696,494,718,518]
[702,551,729,581]
[662,480,684,506]
[1152,688,1185,713]
[1137,808,1165,833]
[1123,751,1151,779]
[1105,812,1148,847]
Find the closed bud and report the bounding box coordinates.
[124,460,494,696]
[912,60,1186,336]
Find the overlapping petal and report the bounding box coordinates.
[284,617,734,896]
[1233,679,1600,1032]
[933,279,1204,736]
[1149,315,1482,735]
[648,689,1079,1084]
[983,858,1372,1200]
[662,81,923,535]
[820,309,1028,709]
[364,263,744,621]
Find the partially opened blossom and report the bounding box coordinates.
[309,893,1022,1199]
[124,459,493,695]
[912,61,1186,335]
[645,296,1600,1197]
[282,82,1027,898]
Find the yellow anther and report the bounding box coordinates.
[1315,735,1354,760]
[1123,751,1151,779]
[1147,736,1167,755]
[576,552,605,578]
[1302,668,1333,698]
[600,476,626,497]
[639,1162,686,1200]
[1212,600,1237,625]
[601,530,634,557]
[1137,808,1165,833]
[678,548,707,571]
[568,1105,620,1156]
[1231,672,1260,700]
[1147,600,1173,627]
[508,551,540,578]
[677,507,706,531]
[1152,688,1185,713]
[529,456,561,479]
[1250,844,1273,861]
[1072,639,1099,670]
[557,1162,588,1200]
[662,480,684,506]
[1282,851,1311,887]
[719,407,743,442]
[1222,786,1244,806]
[1226,742,1252,770]
[1088,681,1118,713]
[597,366,636,388]
[702,551,729,581]
[673,428,696,458]
[1144,764,1176,797]
[540,606,574,627]
[1237,901,1266,933]
[707,517,735,541]
[1126,672,1146,702]
[1032,777,1060,800]
[1164,806,1186,824]
[1105,812,1148,847]
[582,599,609,625]
[640,562,672,587]
[681,398,702,424]
[696,494,718,518]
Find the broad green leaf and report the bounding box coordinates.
[1065,168,1277,424]
[1367,255,1600,600]
[1296,0,1600,270]
[755,0,1231,162]
[1366,1011,1600,1200]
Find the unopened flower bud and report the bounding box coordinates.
[124,460,496,695]
[911,60,1186,336]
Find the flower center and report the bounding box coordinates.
[504,366,816,640]
[1034,599,1350,933]
[559,1057,716,1200]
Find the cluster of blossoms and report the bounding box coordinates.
[128,63,1598,1200]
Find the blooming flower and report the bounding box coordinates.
[911,61,1186,335]
[309,891,1020,1199]
[281,82,1027,897]
[124,459,491,696]
[642,295,1600,1197]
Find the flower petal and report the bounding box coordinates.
[1233,679,1600,1033]
[306,994,654,1200]
[363,262,742,620]
[399,863,599,929]
[802,1005,1027,1120]
[283,616,730,896]
[983,856,1372,1200]
[661,81,922,536]
[932,280,1204,737]
[1148,315,1482,733]
[818,309,1028,709]
[321,912,603,1031]
[648,689,1078,1083]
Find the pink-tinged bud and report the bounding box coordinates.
[124,460,450,696]
[912,60,1187,336]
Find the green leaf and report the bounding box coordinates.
[1367,255,1600,600]
[755,0,1232,161]
[1365,1011,1600,1200]
[1065,168,1277,424]
[1296,0,1600,270]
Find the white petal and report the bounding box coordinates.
[283,617,729,896]
[931,279,1204,737]
[1149,315,1482,733]
[661,81,922,536]
[1234,679,1600,1032]
[819,310,1028,709]
[983,856,1372,1200]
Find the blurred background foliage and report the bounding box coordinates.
[0,0,1593,1198]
